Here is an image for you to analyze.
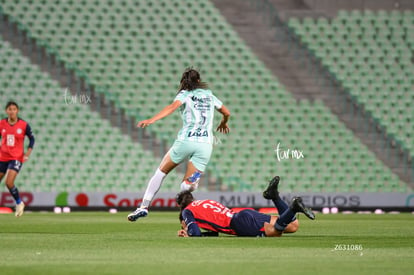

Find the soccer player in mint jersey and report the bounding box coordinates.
[128,68,230,222]
[177,176,315,237]
[0,101,35,217]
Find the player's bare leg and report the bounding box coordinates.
[158,153,180,174]
[264,216,299,237]
[180,161,202,192]
[5,169,18,190]
[282,219,299,233]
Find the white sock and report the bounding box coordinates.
[140,168,167,208]
[180,181,199,192]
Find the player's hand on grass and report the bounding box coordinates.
[216,122,230,134]
[137,119,155,128]
[177,229,189,237]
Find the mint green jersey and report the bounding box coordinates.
[174,89,223,144]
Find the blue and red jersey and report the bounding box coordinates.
[182,199,237,236]
[0,118,35,162]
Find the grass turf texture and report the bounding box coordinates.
[0,212,413,275]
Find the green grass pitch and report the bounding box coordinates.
[0,211,413,275]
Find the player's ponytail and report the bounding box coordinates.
[178,67,208,92]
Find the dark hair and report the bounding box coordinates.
[178,67,208,92]
[5,101,19,110]
[177,191,194,222]
[176,190,194,210]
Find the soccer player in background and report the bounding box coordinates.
[128,68,230,222]
[177,176,315,237]
[0,101,35,217]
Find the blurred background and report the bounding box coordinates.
[0,0,412,210]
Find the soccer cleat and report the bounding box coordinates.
[263,176,280,200]
[15,202,25,217]
[127,208,148,222]
[290,197,315,220]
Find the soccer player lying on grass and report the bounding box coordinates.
[176,176,315,237]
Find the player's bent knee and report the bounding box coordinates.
[283,219,299,233]
[290,220,299,233]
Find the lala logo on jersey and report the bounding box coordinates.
[17,128,22,134]
[188,128,208,137]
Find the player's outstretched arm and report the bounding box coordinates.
[137,100,182,128]
[24,123,35,162]
[216,105,230,134]
[181,209,202,237]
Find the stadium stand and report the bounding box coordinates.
[0,35,184,192]
[287,9,414,162]
[0,0,410,192]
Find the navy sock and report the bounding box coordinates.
[271,197,289,213]
[8,186,22,204]
[275,208,297,232]
[272,197,297,223]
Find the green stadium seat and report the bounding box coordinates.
[0,1,410,193]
